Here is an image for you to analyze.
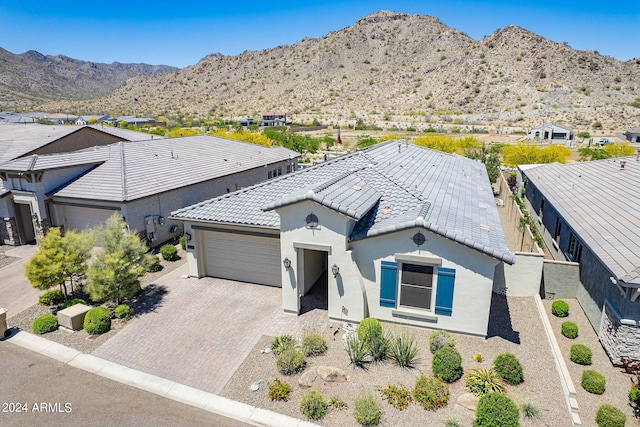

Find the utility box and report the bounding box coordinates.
[0,307,7,337]
[57,304,92,331]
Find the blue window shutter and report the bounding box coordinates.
[380,261,398,308]
[435,267,456,316]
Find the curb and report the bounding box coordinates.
[5,329,318,427]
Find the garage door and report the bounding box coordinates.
[63,205,118,231]
[202,230,281,287]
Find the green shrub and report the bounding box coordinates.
[179,235,186,250]
[413,373,449,410]
[146,255,162,272]
[465,368,506,396]
[473,392,520,427]
[388,331,420,368]
[432,346,463,383]
[271,334,294,355]
[62,298,86,309]
[570,344,593,365]
[160,244,178,261]
[83,307,111,335]
[595,405,626,427]
[582,370,606,394]
[276,346,306,375]
[114,304,133,320]
[299,390,328,420]
[493,352,524,385]
[520,402,542,422]
[345,333,368,368]
[429,329,456,353]
[353,392,381,426]
[357,317,388,361]
[38,289,64,306]
[328,396,348,409]
[629,384,640,404]
[379,383,412,410]
[357,317,382,342]
[561,321,579,339]
[302,329,327,357]
[445,418,461,427]
[551,299,569,317]
[268,378,291,401]
[32,314,58,334]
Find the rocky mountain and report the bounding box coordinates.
[0,48,177,107]
[26,11,640,128]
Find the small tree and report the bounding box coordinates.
[85,214,154,304]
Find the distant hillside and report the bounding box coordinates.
[0,48,177,107]
[35,11,640,128]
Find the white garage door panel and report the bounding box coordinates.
[203,231,281,287]
[64,206,117,231]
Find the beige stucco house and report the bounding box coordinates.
[172,141,514,336]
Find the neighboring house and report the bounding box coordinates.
[521,158,640,361]
[75,115,111,125]
[527,123,573,144]
[172,141,514,337]
[238,113,288,127]
[114,116,162,127]
[0,133,298,248]
[625,127,640,143]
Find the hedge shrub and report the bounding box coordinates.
[62,298,86,309]
[276,347,306,375]
[493,353,524,385]
[32,314,58,334]
[299,390,328,420]
[582,370,606,395]
[432,346,463,383]
[83,307,111,335]
[179,235,186,250]
[160,244,178,261]
[353,392,381,426]
[114,304,133,320]
[429,329,456,354]
[473,392,520,427]
[561,321,579,339]
[146,255,162,272]
[551,299,569,317]
[570,344,593,365]
[413,373,450,410]
[595,404,626,427]
[38,289,64,306]
[357,317,388,361]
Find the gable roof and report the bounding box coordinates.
[522,158,640,284]
[172,141,514,264]
[4,135,297,202]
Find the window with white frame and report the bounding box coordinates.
[399,263,434,310]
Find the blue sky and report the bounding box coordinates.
[1,1,637,68]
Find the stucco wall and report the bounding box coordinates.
[494,252,544,296]
[542,260,580,299]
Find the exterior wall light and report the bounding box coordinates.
[331,264,339,277]
[283,257,291,271]
[184,232,192,242]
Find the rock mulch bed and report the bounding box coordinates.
[221,296,572,427]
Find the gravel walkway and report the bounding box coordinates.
[221,295,572,427]
[542,298,637,427]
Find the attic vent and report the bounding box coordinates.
[412,232,426,246]
[305,213,319,228]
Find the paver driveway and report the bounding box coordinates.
[92,264,328,394]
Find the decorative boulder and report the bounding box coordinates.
[317,366,350,383]
[298,367,318,387]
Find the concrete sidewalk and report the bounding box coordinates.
[4,329,317,427]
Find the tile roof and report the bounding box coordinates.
[7,135,297,202]
[523,157,640,284]
[172,141,514,264]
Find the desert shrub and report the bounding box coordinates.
[38,289,64,306]
[299,390,328,420]
[595,405,626,427]
[268,378,291,401]
[445,418,461,427]
[357,317,382,342]
[271,334,294,355]
[465,368,506,396]
[551,299,569,317]
[379,383,412,410]
[582,370,606,395]
[353,392,381,426]
[493,352,524,385]
[432,347,463,383]
[629,384,640,404]
[114,304,133,320]
[146,255,162,272]
[358,317,388,361]
[413,373,449,410]
[62,298,86,309]
[160,244,178,261]
[520,402,542,422]
[83,307,111,335]
[561,321,579,339]
[388,331,420,368]
[570,344,593,365]
[328,396,348,409]
[179,235,186,250]
[276,346,306,375]
[345,333,368,368]
[429,329,456,353]
[473,392,519,427]
[32,314,58,334]
[302,329,327,357]
[473,353,483,363]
